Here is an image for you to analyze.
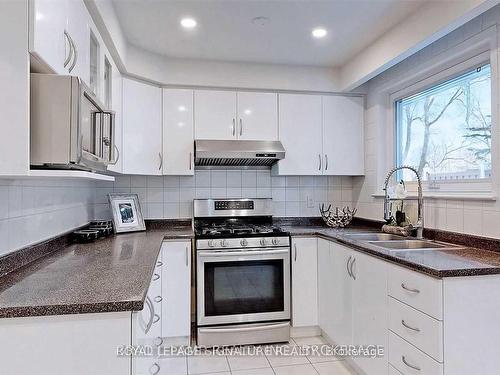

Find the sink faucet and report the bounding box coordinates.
[383,166,424,239]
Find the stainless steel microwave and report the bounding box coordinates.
[30,74,116,171]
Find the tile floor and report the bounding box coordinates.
[158,336,357,375]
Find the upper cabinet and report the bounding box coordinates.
[273,93,323,175]
[163,89,194,175]
[273,93,364,176]
[122,78,163,175]
[194,90,278,141]
[237,92,278,140]
[29,0,90,85]
[322,96,364,175]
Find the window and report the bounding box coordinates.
[89,32,100,95]
[395,64,492,183]
[104,57,112,107]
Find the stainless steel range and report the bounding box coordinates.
[194,198,291,347]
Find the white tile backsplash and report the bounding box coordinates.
[96,169,354,220]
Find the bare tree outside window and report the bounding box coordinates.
[396,64,492,182]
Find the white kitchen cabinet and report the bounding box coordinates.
[0,312,131,375]
[326,242,353,346]
[194,90,237,140]
[273,94,323,175]
[291,237,318,328]
[351,251,388,375]
[122,78,163,175]
[29,0,68,74]
[107,61,123,173]
[163,89,194,175]
[322,95,364,175]
[66,0,90,84]
[161,240,191,344]
[237,92,278,140]
[318,239,335,337]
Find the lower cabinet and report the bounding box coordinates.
[291,237,318,328]
[132,240,192,375]
[318,239,388,375]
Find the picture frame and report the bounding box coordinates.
[108,193,146,233]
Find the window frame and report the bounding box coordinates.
[388,50,497,198]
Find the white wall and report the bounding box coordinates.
[125,45,341,92]
[94,170,354,220]
[0,179,95,257]
[354,5,500,238]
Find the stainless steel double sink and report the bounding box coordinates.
[343,232,461,251]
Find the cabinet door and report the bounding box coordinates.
[107,63,122,173]
[274,94,323,175]
[163,89,194,175]
[291,237,318,327]
[66,0,89,83]
[318,239,335,337]
[328,243,353,346]
[322,96,364,175]
[194,90,237,140]
[351,251,388,375]
[237,92,278,140]
[29,0,68,74]
[122,78,163,175]
[162,241,191,344]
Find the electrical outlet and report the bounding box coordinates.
[307,196,314,208]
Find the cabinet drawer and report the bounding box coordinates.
[389,297,443,362]
[388,266,442,319]
[389,332,443,375]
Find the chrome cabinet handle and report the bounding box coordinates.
[239,118,243,136]
[153,273,160,281]
[185,246,189,266]
[325,154,328,171]
[401,319,420,332]
[232,118,236,136]
[318,154,322,170]
[189,152,192,170]
[346,256,352,277]
[402,355,421,371]
[401,283,420,294]
[294,244,297,262]
[152,314,160,324]
[350,257,356,280]
[144,296,154,334]
[154,337,163,347]
[158,153,163,171]
[63,30,73,68]
[108,145,120,165]
[154,296,163,303]
[67,32,78,73]
[149,363,160,375]
[156,261,163,267]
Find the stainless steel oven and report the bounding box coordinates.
[197,241,290,327]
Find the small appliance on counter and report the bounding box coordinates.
[72,220,114,243]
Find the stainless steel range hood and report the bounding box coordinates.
[195,140,285,167]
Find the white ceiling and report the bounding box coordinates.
[112,0,429,67]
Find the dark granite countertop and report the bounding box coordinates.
[284,224,500,278]
[0,223,194,319]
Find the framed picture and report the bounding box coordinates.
[108,193,146,233]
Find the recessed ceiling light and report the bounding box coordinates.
[178,105,186,112]
[312,27,327,39]
[180,17,197,29]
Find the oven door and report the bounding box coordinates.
[197,247,290,326]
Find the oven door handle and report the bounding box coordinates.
[198,322,289,334]
[198,249,289,257]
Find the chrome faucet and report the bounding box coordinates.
[383,166,424,239]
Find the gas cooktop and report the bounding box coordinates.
[194,222,287,239]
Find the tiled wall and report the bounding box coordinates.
[0,178,95,257]
[354,5,500,238]
[94,170,354,220]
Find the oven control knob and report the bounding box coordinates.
[240,239,248,247]
[260,238,267,246]
[221,239,228,247]
[272,238,280,245]
[208,240,214,248]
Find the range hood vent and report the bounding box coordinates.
[195,140,285,167]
